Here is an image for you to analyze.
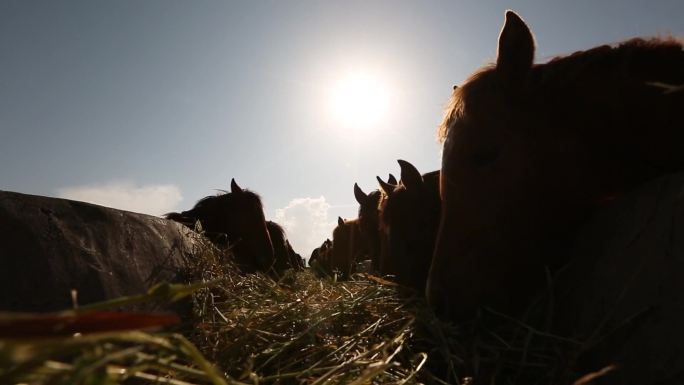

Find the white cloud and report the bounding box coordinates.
[274,196,339,259]
[56,181,183,216]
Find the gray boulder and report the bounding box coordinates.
[556,172,684,384]
[0,190,198,312]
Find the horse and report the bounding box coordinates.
[374,177,396,276]
[309,238,333,275]
[331,217,363,279]
[166,179,275,273]
[353,174,400,273]
[377,160,440,292]
[266,221,304,275]
[353,184,383,272]
[428,10,684,321]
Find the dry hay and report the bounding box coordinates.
[185,239,585,385]
[0,232,591,385]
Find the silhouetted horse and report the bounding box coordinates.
[166,179,274,273]
[353,184,382,271]
[353,174,399,273]
[375,177,395,276]
[267,220,304,275]
[377,160,440,292]
[331,217,363,279]
[309,238,332,275]
[428,11,684,321]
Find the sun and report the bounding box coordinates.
[328,71,391,132]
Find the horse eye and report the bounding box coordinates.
[469,148,500,167]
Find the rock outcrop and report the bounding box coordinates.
[0,191,198,313]
[557,172,684,384]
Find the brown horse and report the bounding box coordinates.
[166,179,275,273]
[353,183,383,272]
[353,174,400,274]
[309,238,333,275]
[331,217,363,279]
[378,160,440,292]
[375,177,396,276]
[267,221,304,275]
[428,11,684,320]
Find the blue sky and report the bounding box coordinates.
[1,1,682,256]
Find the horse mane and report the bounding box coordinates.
[266,220,286,240]
[438,37,684,143]
[437,67,495,143]
[195,188,263,210]
[164,188,264,220]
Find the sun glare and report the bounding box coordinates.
[328,71,391,132]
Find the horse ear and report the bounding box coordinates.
[376,176,395,196]
[230,178,243,194]
[338,216,344,226]
[354,183,368,204]
[387,174,398,185]
[398,159,423,189]
[496,10,535,82]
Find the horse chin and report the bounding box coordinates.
[428,223,547,322]
[426,240,479,321]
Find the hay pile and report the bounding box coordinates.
[186,240,453,384]
[1,235,585,384]
[185,240,581,385]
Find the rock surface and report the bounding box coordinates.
[0,190,198,312]
[556,172,684,384]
